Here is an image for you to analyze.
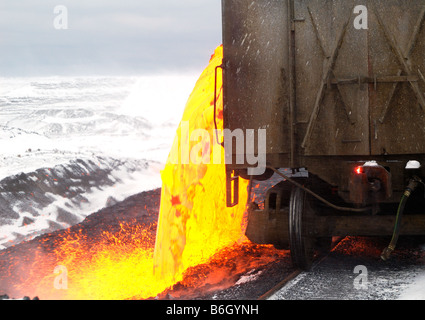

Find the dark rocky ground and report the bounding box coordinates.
[152,243,295,300]
[0,187,296,300]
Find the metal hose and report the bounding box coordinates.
[267,166,372,213]
[381,176,422,261]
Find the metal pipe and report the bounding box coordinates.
[267,166,372,213]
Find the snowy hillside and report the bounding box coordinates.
[0,156,161,249]
[0,75,197,248]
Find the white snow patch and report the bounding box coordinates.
[398,272,425,300]
[235,269,264,286]
[398,244,425,300]
[405,160,421,169]
[0,75,198,179]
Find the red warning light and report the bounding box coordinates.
[355,166,364,175]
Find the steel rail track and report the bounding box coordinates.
[258,250,334,300]
[257,270,302,300]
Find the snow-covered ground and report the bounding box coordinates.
[398,272,425,299]
[0,74,197,249]
[267,238,425,300]
[398,245,425,300]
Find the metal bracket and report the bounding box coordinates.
[214,64,224,146]
[330,75,419,85]
[226,169,239,207]
[264,188,284,219]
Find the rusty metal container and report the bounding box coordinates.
[222,0,425,268]
[222,0,425,204]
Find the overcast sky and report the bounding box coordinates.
[0,1,222,76]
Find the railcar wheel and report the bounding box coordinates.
[289,186,316,270]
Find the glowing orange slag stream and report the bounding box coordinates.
[153,45,249,285]
[10,46,249,300]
